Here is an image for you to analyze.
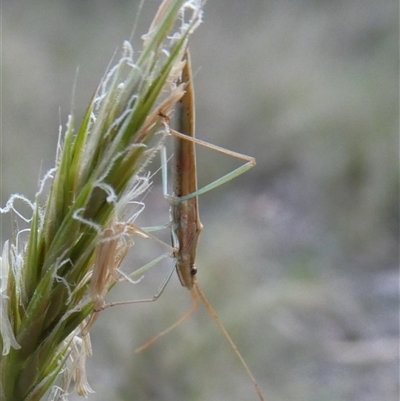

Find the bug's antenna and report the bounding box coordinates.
[194,281,266,401]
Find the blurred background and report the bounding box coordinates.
[1,0,398,400]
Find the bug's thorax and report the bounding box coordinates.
[172,197,203,289]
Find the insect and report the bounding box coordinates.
[96,49,264,401]
[137,49,264,401]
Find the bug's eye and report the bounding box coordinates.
[190,266,197,276]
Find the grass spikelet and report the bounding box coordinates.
[0,1,205,400]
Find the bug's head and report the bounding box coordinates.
[176,261,197,290]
